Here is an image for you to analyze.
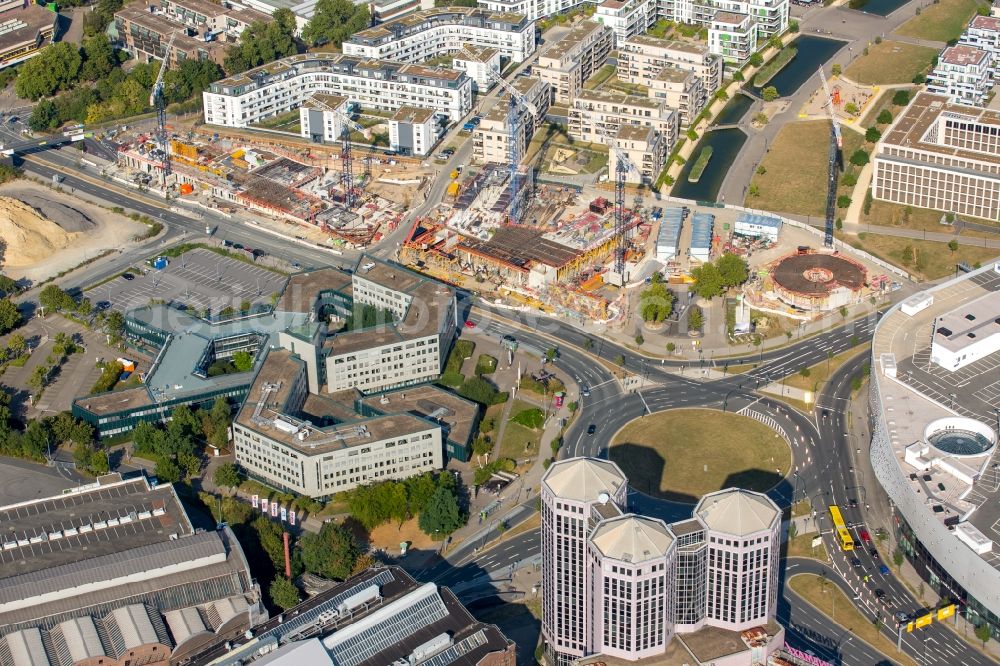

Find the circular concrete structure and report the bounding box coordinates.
[769,252,867,312]
[924,417,996,458]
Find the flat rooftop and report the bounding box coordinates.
[392,105,435,124]
[349,6,528,43]
[575,88,662,110]
[880,92,1000,167]
[940,44,989,66]
[713,10,748,24]
[623,34,710,56]
[931,290,1000,354]
[0,3,55,53]
[360,384,478,447]
[616,123,656,142]
[539,20,605,65]
[276,269,353,313]
[0,476,191,579]
[302,93,348,111]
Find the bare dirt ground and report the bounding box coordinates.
[0,180,147,284]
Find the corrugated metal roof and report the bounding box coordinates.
[164,607,208,645]
[108,605,159,652]
[690,212,715,249]
[55,616,103,662]
[0,532,225,608]
[4,628,50,666]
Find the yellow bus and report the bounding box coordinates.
[829,505,854,551]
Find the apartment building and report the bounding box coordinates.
[708,11,758,67]
[618,34,723,96]
[390,106,440,156]
[203,53,474,127]
[663,0,787,41]
[343,7,535,64]
[873,92,1000,221]
[541,458,783,665]
[927,44,993,106]
[611,123,667,183]
[961,15,1000,77]
[647,65,707,126]
[232,349,445,498]
[535,20,613,104]
[299,93,349,143]
[114,0,270,66]
[594,0,657,46]
[568,89,678,154]
[473,76,550,163]
[454,44,502,91]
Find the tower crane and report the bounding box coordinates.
[149,30,177,183]
[599,123,642,277]
[309,96,367,208]
[818,66,843,249]
[459,47,537,224]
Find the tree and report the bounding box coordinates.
[15,42,83,100]
[788,522,798,539]
[948,239,959,253]
[761,86,779,102]
[893,548,904,570]
[892,89,910,106]
[748,183,760,197]
[849,149,870,167]
[901,245,915,266]
[81,34,116,81]
[269,576,300,610]
[716,253,748,288]
[844,102,859,116]
[840,172,858,187]
[639,281,674,323]
[302,0,368,46]
[974,623,991,646]
[666,342,676,353]
[749,53,764,67]
[252,515,287,569]
[154,456,182,484]
[224,11,298,74]
[419,485,464,537]
[300,521,359,580]
[688,306,704,331]
[837,194,852,208]
[768,35,782,49]
[232,350,254,372]
[7,333,26,357]
[28,98,59,131]
[544,347,558,362]
[756,165,766,175]
[863,189,873,215]
[732,70,744,82]
[789,19,799,32]
[39,285,75,313]
[865,126,882,143]
[691,262,724,299]
[0,299,20,335]
[831,63,842,76]
[213,462,241,489]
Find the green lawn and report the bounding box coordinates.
[849,233,1000,280]
[783,345,868,394]
[895,0,985,42]
[584,64,616,90]
[785,532,827,560]
[252,109,301,134]
[498,399,544,461]
[746,120,864,217]
[844,40,937,85]
[608,409,790,503]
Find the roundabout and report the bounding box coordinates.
[608,408,792,503]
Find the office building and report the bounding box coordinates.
[473,76,550,164]
[870,264,1000,639]
[114,0,271,66]
[534,20,613,104]
[390,106,441,157]
[610,123,667,183]
[203,53,474,128]
[0,1,56,70]
[183,566,516,665]
[0,475,263,665]
[568,89,679,154]
[299,93,349,144]
[927,45,993,106]
[342,7,536,64]
[618,34,723,96]
[873,92,1000,221]
[541,458,784,664]
[594,0,657,46]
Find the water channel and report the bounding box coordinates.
[671,35,847,201]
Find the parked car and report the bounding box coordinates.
[121,273,135,281]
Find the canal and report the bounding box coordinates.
[671,128,748,202]
[748,35,846,99]
[713,94,754,126]
[855,0,912,16]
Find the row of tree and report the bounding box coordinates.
[343,471,465,536]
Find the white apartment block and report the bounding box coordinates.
[473,77,550,163]
[647,66,707,126]
[961,15,1000,77]
[873,92,1000,221]
[618,34,723,96]
[535,20,613,104]
[389,106,440,157]
[568,88,679,153]
[663,0,787,41]
[709,11,758,67]
[299,93,348,144]
[342,7,536,64]
[541,458,782,665]
[611,123,667,183]
[477,0,585,22]
[595,0,657,46]
[927,45,993,106]
[203,53,473,128]
[232,350,444,498]
[453,44,502,91]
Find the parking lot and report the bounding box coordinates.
[86,248,288,315]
